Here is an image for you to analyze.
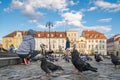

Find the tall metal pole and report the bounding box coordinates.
[46,21,53,51]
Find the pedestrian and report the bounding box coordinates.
[16,29,39,65]
[65,37,70,50]
[63,37,71,62]
[9,44,15,53]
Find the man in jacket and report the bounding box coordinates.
[16,29,39,64]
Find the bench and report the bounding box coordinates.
[0,57,20,68]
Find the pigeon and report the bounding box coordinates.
[40,57,64,75]
[110,54,120,67]
[94,54,103,62]
[40,57,51,75]
[71,49,97,73]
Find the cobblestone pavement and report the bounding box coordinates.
[0,57,120,80]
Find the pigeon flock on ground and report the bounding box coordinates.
[37,44,120,77]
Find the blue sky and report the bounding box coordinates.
[0,0,120,42]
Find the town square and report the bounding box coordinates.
[0,0,120,80]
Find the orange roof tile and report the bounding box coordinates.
[82,30,107,39]
[3,31,67,38]
[3,31,28,38]
[35,31,66,38]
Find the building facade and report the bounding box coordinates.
[2,31,67,51]
[2,30,108,55]
[76,36,86,54]
[2,31,26,50]
[107,34,120,57]
[35,31,66,51]
[66,30,78,48]
[82,30,107,55]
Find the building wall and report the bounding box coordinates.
[2,30,107,55]
[85,39,107,55]
[35,38,66,51]
[2,31,23,50]
[107,42,114,54]
[107,34,120,56]
[66,30,78,48]
[76,36,86,54]
[114,41,120,57]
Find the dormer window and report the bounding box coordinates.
[47,34,49,37]
[51,34,54,37]
[38,34,40,37]
[90,35,92,38]
[94,35,96,38]
[60,34,62,37]
[18,34,21,38]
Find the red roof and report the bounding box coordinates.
[3,31,67,38]
[82,30,107,39]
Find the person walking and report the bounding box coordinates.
[63,37,70,62]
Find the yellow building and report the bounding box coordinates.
[2,31,27,50]
[66,30,78,48]
[77,36,86,54]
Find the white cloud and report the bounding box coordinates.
[54,10,112,33]
[61,11,83,27]
[95,0,120,12]
[37,24,46,29]
[83,25,112,33]
[3,7,11,12]
[88,7,97,11]
[69,0,79,6]
[98,18,112,22]
[29,20,37,23]
[54,20,66,27]
[5,0,68,22]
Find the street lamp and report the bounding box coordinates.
[46,21,53,51]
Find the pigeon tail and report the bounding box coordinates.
[89,67,98,72]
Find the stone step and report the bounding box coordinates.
[0,57,20,68]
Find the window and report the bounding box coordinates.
[68,34,70,37]
[18,34,21,37]
[62,40,64,43]
[89,45,91,49]
[102,45,104,49]
[74,39,76,41]
[38,34,40,37]
[89,40,91,43]
[74,33,76,36]
[52,40,56,43]
[90,36,92,38]
[103,40,105,43]
[60,34,62,37]
[92,45,94,48]
[51,34,54,37]
[53,44,55,48]
[95,45,98,49]
[99,46,101,49]
[95,35,96,38]
[96,40,98,43]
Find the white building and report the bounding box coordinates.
[82,30,107,55]
[35,31,66,51]
[107,34,120,57]
[76,36,86,54]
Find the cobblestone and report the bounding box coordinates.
[0,57,120,80]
